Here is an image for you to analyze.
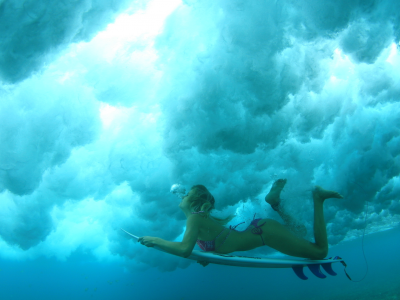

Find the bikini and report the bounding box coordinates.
[194,213,266,252]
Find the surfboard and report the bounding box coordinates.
[121,228,345,280]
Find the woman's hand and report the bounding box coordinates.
[197,260,209,267]
[137,236,158,247]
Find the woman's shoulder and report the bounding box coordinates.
[187,213,213,226]
[188,213,206,222]
[189,214,225,228]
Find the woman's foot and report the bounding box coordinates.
[265,179,287,210]
[312,186,343,203]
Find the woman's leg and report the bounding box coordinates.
[263,182,343,259]
[311,186,343,255]
[265,179,307,237]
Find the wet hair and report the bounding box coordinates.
[190,185,235,225]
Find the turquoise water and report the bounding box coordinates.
[1,226,399,300]
[1,0,400,299]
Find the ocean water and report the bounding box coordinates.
[1,0,400,299]
[1,225,399,300]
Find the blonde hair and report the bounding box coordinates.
[190,185,235,225]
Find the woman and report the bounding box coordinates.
[137,179,343,261]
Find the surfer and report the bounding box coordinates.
[137,179,343,262]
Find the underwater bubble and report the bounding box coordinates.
[170,184,186,199]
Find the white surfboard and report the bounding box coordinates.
[121,228,345,280]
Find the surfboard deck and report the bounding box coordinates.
[121,228,344,279]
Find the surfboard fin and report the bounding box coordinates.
[321,263,337,276]
[292,256,344,280]
[292,266,308,280]
[308,264,327,279]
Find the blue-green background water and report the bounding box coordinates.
[1,226,399,300]
[1,0,400,299]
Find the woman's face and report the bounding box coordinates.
[179,189,195,210]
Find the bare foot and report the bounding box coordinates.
[312,186,343,203]
[265,179,287,209]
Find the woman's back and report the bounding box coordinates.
[195,215,266,253]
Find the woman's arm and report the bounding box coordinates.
[138,216,200,258]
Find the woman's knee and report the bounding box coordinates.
[309,246,328,260]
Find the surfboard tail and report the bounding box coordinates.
[292,256,342,280]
